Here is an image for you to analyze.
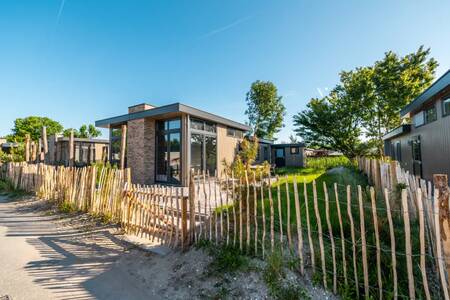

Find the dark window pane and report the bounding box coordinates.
[205,122,216,133]
[263,147,269,161]
[156,133,168,182]
[227,127,234,136]
[190,134,203,172]
[425,106,437,123]
[205,136,217,176]
[169,133,181,182]
[443,98,450,116]
[191,119,204,131]
[235,130,243,138]
[290,147,299,154]
[156,120,166,131]
[169,119,181,130]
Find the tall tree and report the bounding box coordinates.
[294,46,438,158]
[7,116,63,142]
[245,80,286,139]
[362,46,437,155]
[293,85,368,159]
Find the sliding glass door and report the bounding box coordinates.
[156,118,181,184]
[190,132,217,176]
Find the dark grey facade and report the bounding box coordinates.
[253,139,305,168]
[383,69,450,183]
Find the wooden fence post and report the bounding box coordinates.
[42,126,48,163]
[69,129,74,167]
[434,189,450,300]
[402,189,415,300]
[25,134,30,162]
[433,174,450,298]
[188,173,195,246]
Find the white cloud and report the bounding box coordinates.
[199,15,253,39]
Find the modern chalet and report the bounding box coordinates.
[95,103,250,186]
[383,69,450,182]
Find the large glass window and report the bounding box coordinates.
[156,118,181,184]
[190,134,217,175]
[110,126,123,166]
[443,98,450,117]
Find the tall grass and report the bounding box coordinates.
[305,156,353,170]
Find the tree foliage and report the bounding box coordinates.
[294,46,438,157]
[245,80,286,140]
[63,124,101,139]
[7,116,63,142]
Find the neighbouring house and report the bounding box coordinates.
[383,69,450,183]
[254,138,273,165]
[47,135,109,167]
[304,148,343,157]
[0,137,19,154]
[271,143,305,168]
[95,103,250,186]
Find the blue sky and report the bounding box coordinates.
[0,0,449,142]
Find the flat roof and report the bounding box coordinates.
[272,143,305,148]
[382,124,411,140]
[401,69,450,117]
[95,102,251,131]
[58,137,109,143]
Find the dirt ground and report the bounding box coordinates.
[0,194,337,300]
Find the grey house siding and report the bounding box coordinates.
[385,86,450,183]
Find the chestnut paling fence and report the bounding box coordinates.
[1,162,449,299]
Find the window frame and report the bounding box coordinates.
[226,127,244,138]
[290,146,300,155]
[442,97,450,117]
[424,105,437,124]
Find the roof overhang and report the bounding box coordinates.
[401,69,450,117]
[95,102,250,131]
[382,124,411,140]
[272,143,306,148]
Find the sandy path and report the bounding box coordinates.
[0,195,156,300]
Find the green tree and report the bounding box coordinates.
[245,80,286,139]
[293,46,438,158]
[293,86,368,159]
[7,116,63,142]
[63,124,101,139]
[362,46,437,155]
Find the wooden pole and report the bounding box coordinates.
[42,126,48,163]
[313,180,327,288]
[293,177,304,275]
[433,174,450,298]
[120,124,127,170]
[304,180,315,272]
[401,189,415,300]
[324,182,336,294]
[370,187,382,300]
[245,171,250,250]
[268,176,275,253]
[334,183,347,287]
[384,188,397,299]
[434,188,450,300]
[261,175,266,258]
[277,178,283,252]
[417,188,431,300]
[347,185,359,298]
[69,129,74,167]
[358,185,369,298]
[25,134,30,162]
[285,176,292,251]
